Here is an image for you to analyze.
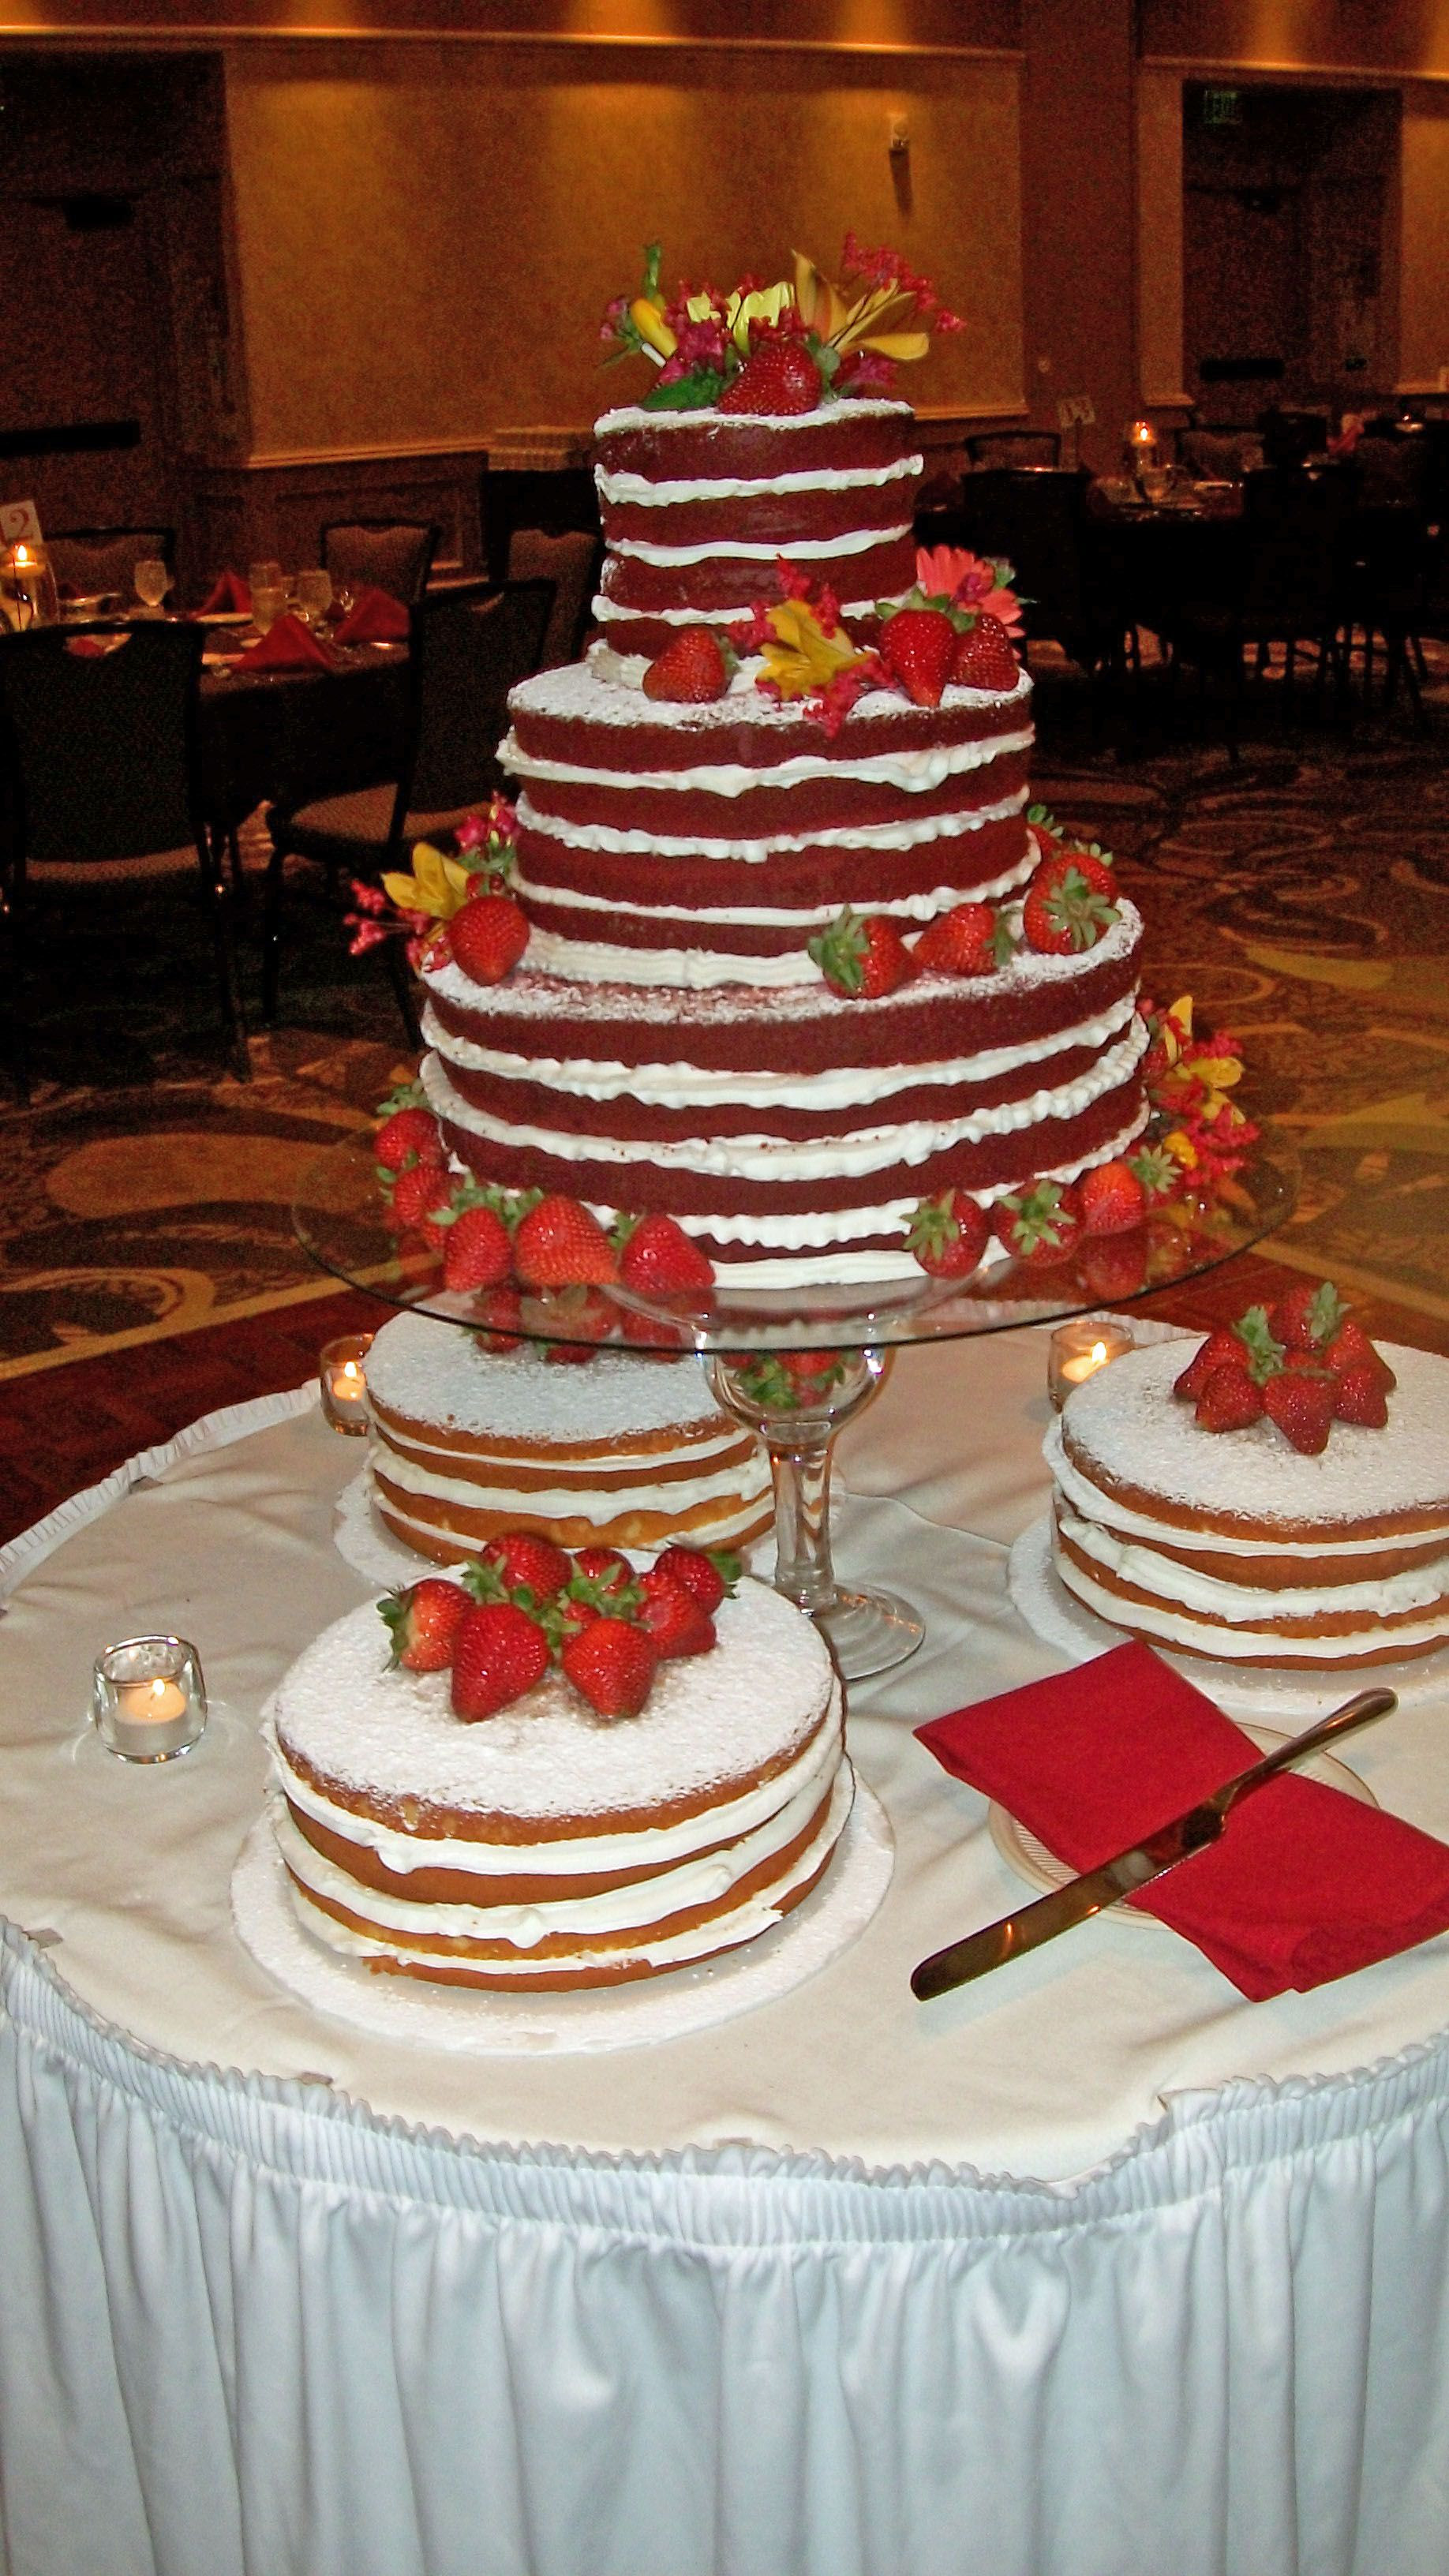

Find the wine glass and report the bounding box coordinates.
[295,569,332,628]
[250,581,286,636]
[134,558,170,613]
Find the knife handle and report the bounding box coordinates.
[1215,1686,1398,1819]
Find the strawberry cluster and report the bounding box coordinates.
[904,1146,1183,1290]
[807,831,1121,1004]
[346,800,526,982]
[373,1088,713,1354]
[378,1537,739,1723]
[1174,1282,1395,1454]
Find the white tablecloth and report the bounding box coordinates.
[4,1329,1449,2576]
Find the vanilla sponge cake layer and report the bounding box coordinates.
[364,1312,771,1562]
[1046,1341,1449,1668]
[267,1574,848,1989]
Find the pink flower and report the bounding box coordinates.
[836,350,897,396]
[913,546,1024,637]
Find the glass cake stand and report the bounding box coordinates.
[294,1136,1296,1680]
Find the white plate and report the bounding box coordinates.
[198,608,253,626]
[988,1723,1378,1923]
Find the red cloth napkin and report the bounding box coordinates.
[233,613,337,674]
[916,1642,1449,1999]
[195,569,252,616]
[331,584,409,645]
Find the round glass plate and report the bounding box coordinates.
[291,1133,1297,1359]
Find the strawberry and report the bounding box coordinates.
[878,606,958,709]
[438,1198,513,1293]
[912,901,1015,977]
[642,627,735,703]
[377,1577,469,1672]
[1079,1234,1148,1303]
[513,1194,620,1288]
[717,339,822,417]
[807,906,913,1000]
[470,1284,523,1351]
[562,1615,659,1718]
[1270,1279,1345,1354]
[1174,1327,1256,1402]
[1333,1365,1390,1428]
[448,893,530,988]
[653,1546,738,1616]
[374,1100,445,1174]
[450,1600,551,1720]
[571,1544,635,1599]
[520,1283,616,1358]
[904,1188,990,1279]
[617,1211,715,1295]
[474,1532,571,1603]
[1195,1362,1266,1432]
[638,1567,716,1659]
[386,1160,454,1244]
[1262,1368,1336,1455]
[1324,1320,1396,1389]
[1020,853,1121,957]
[1128,1142,1184,1204]
[1078,1160,1146,1237]
[998,1180,1084,1267]
[951,612,1020,692]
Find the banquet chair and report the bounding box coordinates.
[0,622,246,1099]
[506,526,601,668]
[1174,427,1264,481]
[47,526,176,604]
[262,576,554,1038]
[481,462,600,586]
[1159,467,1354,747]
[320,519,440,606]
[960,468,1129,681]
[965,431,1061,469]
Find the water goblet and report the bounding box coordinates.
[250,582,286,636]
[295,568,333,628]
[134,557,170,613]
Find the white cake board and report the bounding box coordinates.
[231,1769,893,2056]
[334,1466,443,1588]
[1008,1515,1449,1723]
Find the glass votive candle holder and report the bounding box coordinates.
[320,1331,373,1434]
[1047,1316,1136,1410]
[92,1636,208,1762]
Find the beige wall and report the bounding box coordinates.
[1399,88,1449,391]
[1141,1,1449,79]
[222,35,1026,459]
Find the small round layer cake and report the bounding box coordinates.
[1046,1340,1449,1669]
[267,1576,848,1988]
[365,1311,772,1562]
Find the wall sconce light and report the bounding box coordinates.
[889,116,910,159]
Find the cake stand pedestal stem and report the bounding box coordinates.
[709,1349,923,1683]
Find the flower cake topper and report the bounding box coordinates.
[601,234,962,413]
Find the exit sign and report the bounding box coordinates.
[1202,88,1242,126]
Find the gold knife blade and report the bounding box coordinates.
[911,1685,1398,2002]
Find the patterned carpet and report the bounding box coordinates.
[4,658,1447,1390]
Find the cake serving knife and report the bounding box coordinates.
[911,1685,1398,2001]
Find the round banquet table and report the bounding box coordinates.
[3,1326,1449,2576]
[197,640,410,831]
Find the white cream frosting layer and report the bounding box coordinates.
[1056,1503,1449,1623]
[514,875,1024,935]
[421,990,1140,1114]
[502,722,1035,804]
[424,1020,1149,1182]
[1046,1418,1449,1560]
[373,1446,765,1521]
[376,1411,747,1471]
[595,456,922,505]
[517,781,1030,864]
[283,1760,855,1977]
[591,591,888,633]
[1050,1526,1449,1664]
[596,399,911,436]
[606,523,912,567]
[272,1688,839,1881]
[376,1482,771,1554]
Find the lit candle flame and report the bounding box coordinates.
[1090,1341,1106,1365]
[150,1677,168,1704]
[342,1361,360,1383]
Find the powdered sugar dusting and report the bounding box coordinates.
[1062,1340,1449,1530]
[270,1574,833,1823]
[365,1312,729,1443]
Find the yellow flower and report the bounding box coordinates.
[381,840,475,923]
[629,297,676,359]
[719,279,796,355]
[791,251,930,365]
[1163,1128,1199,1171]
[758,600,868,702]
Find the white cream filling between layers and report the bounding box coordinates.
[373,1412,748,1472]
[272,1692,840,1881]
[595,456,923,504]
[421,990,1140,1114]
[1055,1504,1449,1621]
[424,1020,1149,1181]
[281,1761,856,1974]
[591,592,890,634]
[373,1448,767,1520]
[606,524,912,567]
[271,1743,841,1945]
[514,877,1020,934]
[1046,1419,1449,1559]
[1050,1527,1449,1661]
[517,783,1030,864]
[376,1484,771,1554]
[502,722,1034,803]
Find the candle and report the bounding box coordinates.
[320,1332,374,1435]
[1047,1317,1136,1410]
[92,1637,207,1762]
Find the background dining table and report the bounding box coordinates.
[3,1316,1449,2576]
[197,627,412,833]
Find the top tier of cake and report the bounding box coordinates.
[591,399,923,665]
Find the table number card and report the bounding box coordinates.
[1,500,43,545]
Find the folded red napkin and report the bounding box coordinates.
[234,612,337,674]
[196,569,252,616]
[331,584,409,645]
[916,1643,1449,1999]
